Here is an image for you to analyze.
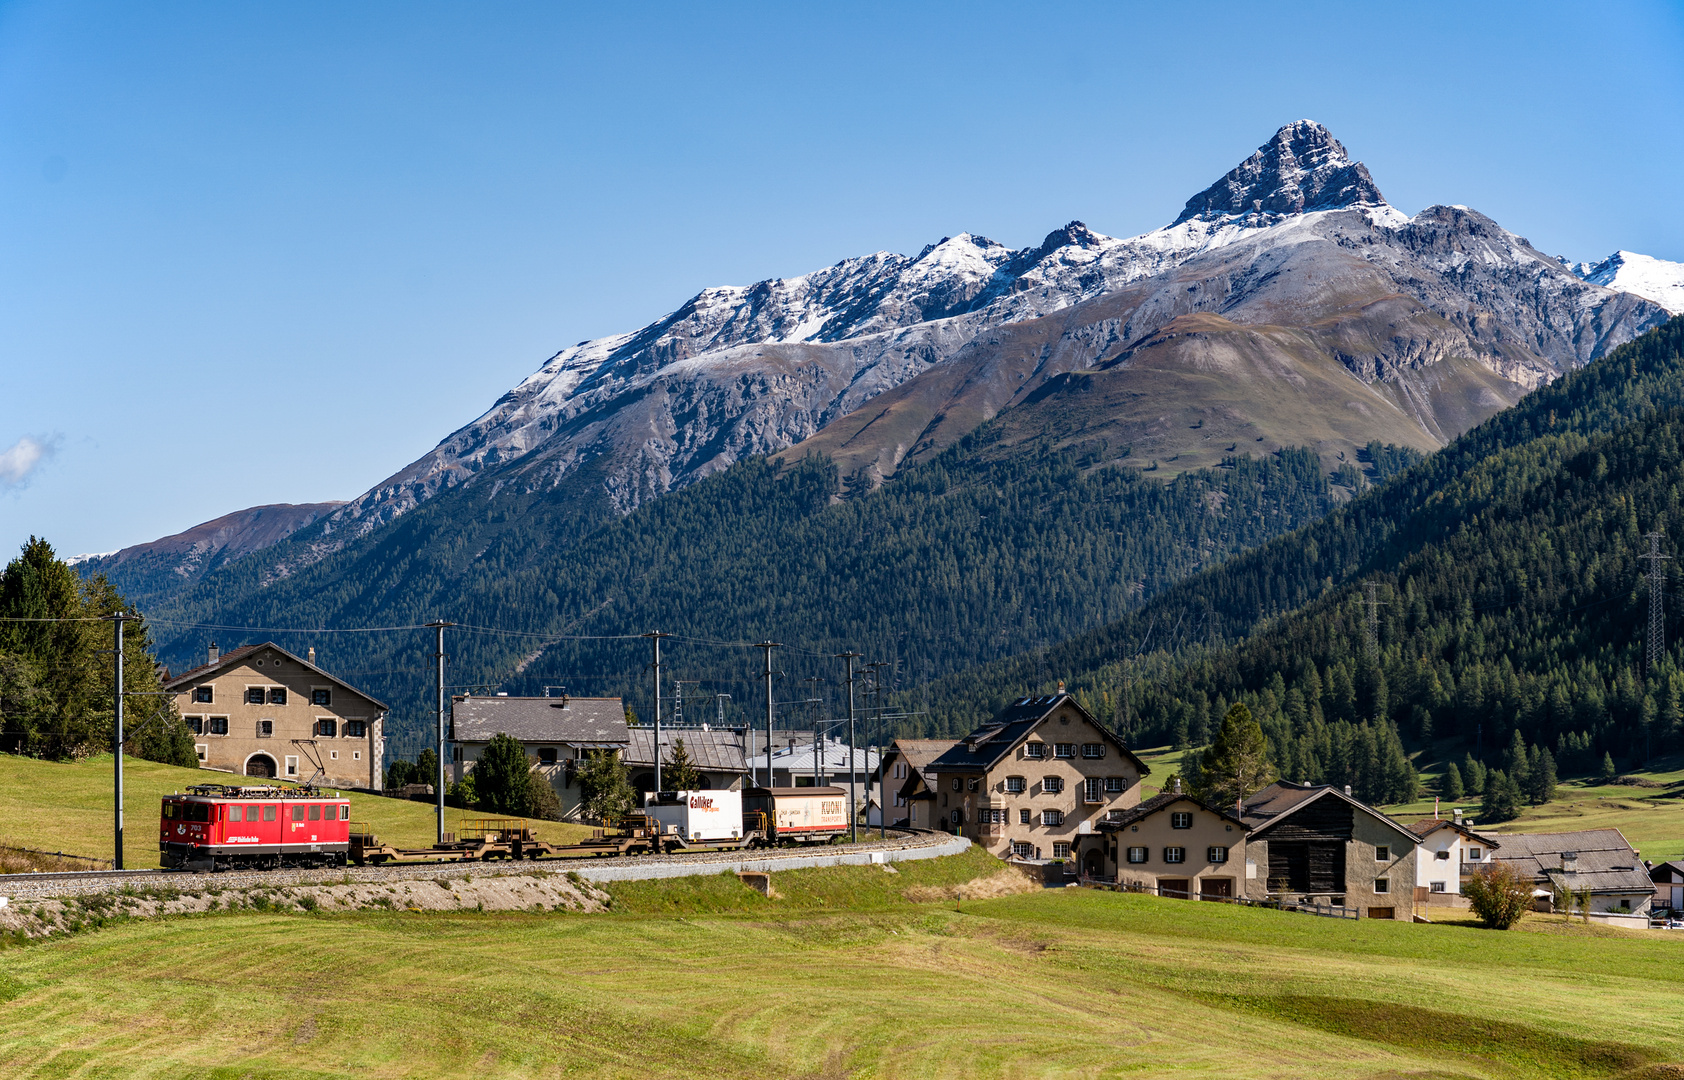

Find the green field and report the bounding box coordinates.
[0,752,594,868]
[1,847,1682,1078]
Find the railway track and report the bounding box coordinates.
[0,830,945,901]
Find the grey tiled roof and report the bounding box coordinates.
[926,693,1148,775]
[626,727,748,774]
[452,696,627,745]
[1489,829,1653,895]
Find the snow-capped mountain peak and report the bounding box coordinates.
[256,121,1667,580]
[1174,119,1388,226]
[1569,250,1684,314]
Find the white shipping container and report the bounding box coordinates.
[645,789,743,842]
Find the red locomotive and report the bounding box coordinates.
[160,784,351,870]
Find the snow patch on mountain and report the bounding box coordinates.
[1568,251,1684,314]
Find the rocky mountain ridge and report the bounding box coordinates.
[87,121,1677,592]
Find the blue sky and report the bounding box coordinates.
[3,0,1682,559]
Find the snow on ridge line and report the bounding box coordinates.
[1570,250,1684,314]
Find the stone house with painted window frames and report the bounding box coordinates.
[1099,786,1248,899]
[924,691,1148,877]
[163,641,387,790]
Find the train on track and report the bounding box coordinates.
[160,784,853,871]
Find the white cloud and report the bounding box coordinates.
[0,435,57,489]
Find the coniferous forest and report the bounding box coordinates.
[134,426,1346,752]
[931,317,1684,802]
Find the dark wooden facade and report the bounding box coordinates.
[1258,797,1354,894]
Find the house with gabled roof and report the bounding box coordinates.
[1651,859,1684,918]
[164,641,388,790]
[877,738,955,830]
[1489,829,1653,919]
[925,689,1148,877]
[450,693,628,820]
[1408,810,1500,900]
[1099,782,1248,899]
[1240,781,1421,918]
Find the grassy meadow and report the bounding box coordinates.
[0,752,594,869]
[2,847,1683,1078]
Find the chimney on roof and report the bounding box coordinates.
[1453,808,1463,824]
[1344,785,1352,797]
[307,646,316,665]
[1173,777,1182,794]
[207,642,219,665]
[1057,680,1066,693]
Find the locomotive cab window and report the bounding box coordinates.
[308,805,322,821]
[162,802,178,819]
[184,802,210,823]
[340,805,350,820]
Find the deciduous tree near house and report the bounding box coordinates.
[526,764,563,820]
[1462,860,1533,929]
[578,748,637,824]
[475,733,533,816]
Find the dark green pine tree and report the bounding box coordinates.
[662,737,703,792]
[1530,746,1558,804]
[1506,730,1531,793]
[1598,751,1618,784]
[1481,767,1521,825]
[1441,761,1464,800]
[1195,702,1274,808]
